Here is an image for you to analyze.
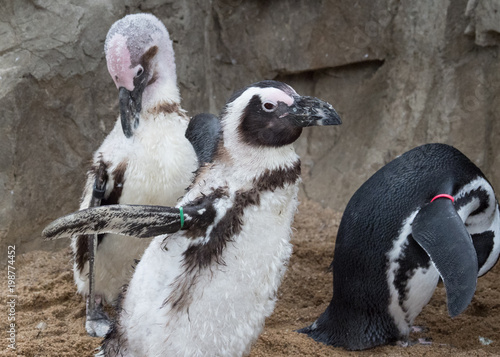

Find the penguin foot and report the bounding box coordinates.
[86,315,112,338]
[409,325,432,345]
[410,325,429,334]
[417,337,432,345]
[396,337,433,347]
[85,297,112,337]
[396,340,410,347]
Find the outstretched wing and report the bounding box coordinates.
[43,199,216,241]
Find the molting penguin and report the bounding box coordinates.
[299,143,500,350]
[44,80,342,356]
[71,13,198,337]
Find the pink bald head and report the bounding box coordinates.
[104,14,177,97]
[106,33,143,91]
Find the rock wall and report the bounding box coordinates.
[1,0,499,255]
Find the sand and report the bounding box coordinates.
[2,199,500,356]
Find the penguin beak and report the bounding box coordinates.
[286,96,342,127]
[119,86,142,138]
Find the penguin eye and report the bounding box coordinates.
[262,101,277,112]
[135,67,144,78]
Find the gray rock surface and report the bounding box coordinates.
[1,0,499,256]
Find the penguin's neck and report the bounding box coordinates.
[142,76,181,113]
[223,135,300,173]
[132,83,189,151]
[184,150,301,204]
[133,108,188,147]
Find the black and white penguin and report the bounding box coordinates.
[70,14,198,336]
[44,80,342,356]
[299,143,500,350]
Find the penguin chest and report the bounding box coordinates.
[97,147,195,295]
[118,133,197,206]
[119,150,195,206]
[77,118,197,301]
[208,186,299,307]
[99,115,197,207]
[122,184,299,356]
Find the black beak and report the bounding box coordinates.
[287,96,342,127]
[119,87,142,138]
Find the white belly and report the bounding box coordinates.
[119,185,299,357]
[73,116,198,302]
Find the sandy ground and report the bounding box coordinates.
[2,199,500,356]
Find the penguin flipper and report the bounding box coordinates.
[43,200,215,240]
[185,113,221,165]
[412,199,478,317]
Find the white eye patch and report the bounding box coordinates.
[258,88,294,106]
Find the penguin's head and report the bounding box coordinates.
[105,13,178,138]
[221,80,341,149]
